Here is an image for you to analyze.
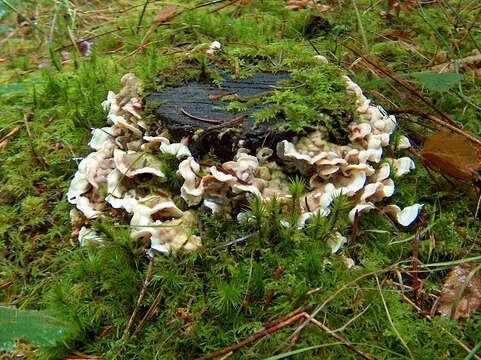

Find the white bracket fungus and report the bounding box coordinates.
[67,68,422,255]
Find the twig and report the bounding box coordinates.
[66,25,81,57]
[0,281,13,291]
[223,232,257,249]
[303,314,374,360]
[195,309,306,360]
[330,304,371,333]
[131,287,162,338]
[412,225,422,305]
[306,39,321,55]
[209,0,241,14]
[475,193,481,219]
[0,0,45,34]
[209,91,235,100]
[192,0,231,10]
[350,210,360,246]
[343,42,459,127]
[401,290,481,360]
[399,291,432,320]
[54,27,127,52]
[136,0,150,35]
[122,257,155,340]
[207,115,245,131]
[391,108,481,148]
[288,265,398,343]
[0,126,21,150]
[180,107,223,124]
[376,275,414,359]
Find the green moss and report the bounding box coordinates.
[0,0,480,359]
[253,65,357,141]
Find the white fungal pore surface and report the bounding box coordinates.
[67,68,422,253]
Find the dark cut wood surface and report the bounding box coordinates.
[146,72,292,161]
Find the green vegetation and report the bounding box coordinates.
[0,307,76,352]
[0,0,480,359]
[253,65,358,142]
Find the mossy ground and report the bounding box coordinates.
[1,0,480,359]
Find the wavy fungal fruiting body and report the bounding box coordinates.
[67,67,422,254]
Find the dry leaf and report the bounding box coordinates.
[432,50,481,75]
[153,4,177,26]
[420,131,481,183]
[142,5,178,46]
[286,0,309,9]
[387,0,417,16]
[438,263,481,320]
[286,0,331,11]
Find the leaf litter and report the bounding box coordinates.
[438,263,481,320]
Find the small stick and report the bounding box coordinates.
[223,232,257,249]
[122,257,155,340]
[289,266,398,342]
[398,291,481,360]
[343,43,458,127]
[131,287,162,338]
[0,126,21,149]
[281,316,303,353]
[0,281,13,291]
[207,115,245,131]
[192,0,231,10]
[391,108,481,148]
[303,314,375,360]
[0,0,45,34]
[376,276,414,359]
[54,27,128,52]
[209,0,240,14]
[412,225,422,305]
[180,107,223,124]
[399,292,432,321]
[475,193,481,219]
[350,210,360,246]
[195,309,306,360]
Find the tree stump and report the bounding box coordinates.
[146,72,293,161]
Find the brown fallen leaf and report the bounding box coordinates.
[142,4,178,43]
[438,262,481,320]
[286,0,309,9]
[153,4,177,26]
[387,0,417,16]
[432,49,481,75]
[420,131,481,183]
[286,0,331,12]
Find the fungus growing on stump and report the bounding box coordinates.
[67,61,422,255]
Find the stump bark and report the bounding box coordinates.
[146,72,292,161]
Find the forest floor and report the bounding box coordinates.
[0,0,480,359]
